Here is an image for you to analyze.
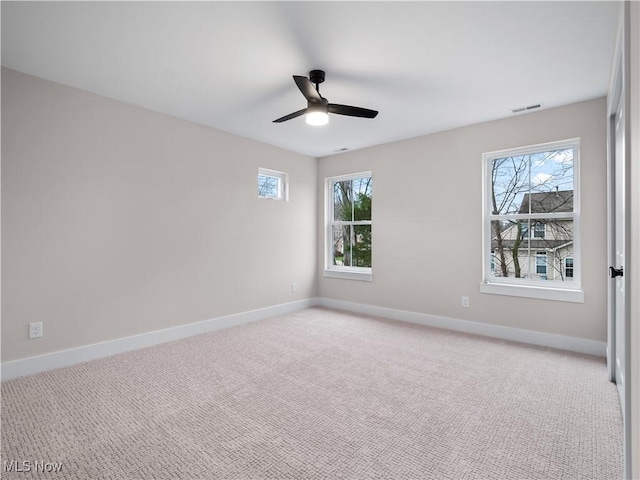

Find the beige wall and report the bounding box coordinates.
[318,98,608,342]
[1,69,611,361]
[1,68,317,362]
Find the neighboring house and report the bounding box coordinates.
[491,190,574,282]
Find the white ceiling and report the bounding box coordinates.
[1,1,621,158]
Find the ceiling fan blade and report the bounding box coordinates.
[273,108,307,123]
[294,75,322,103]
[328,104,378,119]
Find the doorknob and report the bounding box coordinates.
[609,266,624,278]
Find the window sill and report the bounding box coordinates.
[479,282,584,303]
[323,268,373,282]
[258,196,285,201]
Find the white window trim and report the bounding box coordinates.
[479,282,584,303]
[258,168,288,201]
[480,138,582,303]
[324,171,373,282]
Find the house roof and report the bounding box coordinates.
[518,190,573,214]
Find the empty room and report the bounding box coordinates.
[2,2,639,479]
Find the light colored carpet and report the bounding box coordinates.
[1,307,623,479]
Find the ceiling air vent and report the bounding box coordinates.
[512,103,541,114]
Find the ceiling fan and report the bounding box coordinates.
[273,70,378,126]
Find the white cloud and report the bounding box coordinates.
[549,150,573,164]
[532,173,553,185]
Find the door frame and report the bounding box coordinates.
[606,2,632,477]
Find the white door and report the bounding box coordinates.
[607,6,632,476]
[608,51,631,478]
[612,98,625,407]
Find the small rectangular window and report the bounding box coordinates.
[536,251,547,279]
[258,168,287,200]
[565,257,574,278]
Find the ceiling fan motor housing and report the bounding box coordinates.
[309,98,329,108]
[309,70,325,85]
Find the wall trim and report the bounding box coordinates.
[1,298,318,381]
[2,297,606,381]
[317,298,606,357]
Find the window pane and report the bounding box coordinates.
[491,156,530,215]
[352,225,372,267]
[258,174,280,198]
[490,220,511,277]
[353,177,372,221]
[333,181,352,222]
[490,148,574,215]
[529,148,574,209]
[490,219,573,281]
[332,225,351,266]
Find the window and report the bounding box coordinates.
[481,139,582,302]
[536,251,547,279]
[519,221,545,239]
[324,172,372,281]
[258,168,287,200]
[565,257,574,278]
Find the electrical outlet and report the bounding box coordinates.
[29,321,43,339]
[292,282,298,293]
[461,296,470,308]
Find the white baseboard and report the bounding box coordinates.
[1,298,318,381]
[2,296,605,381]
[317,298,606,357]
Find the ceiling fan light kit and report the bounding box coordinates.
[306,103,329,126]
[273,70,378,126]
